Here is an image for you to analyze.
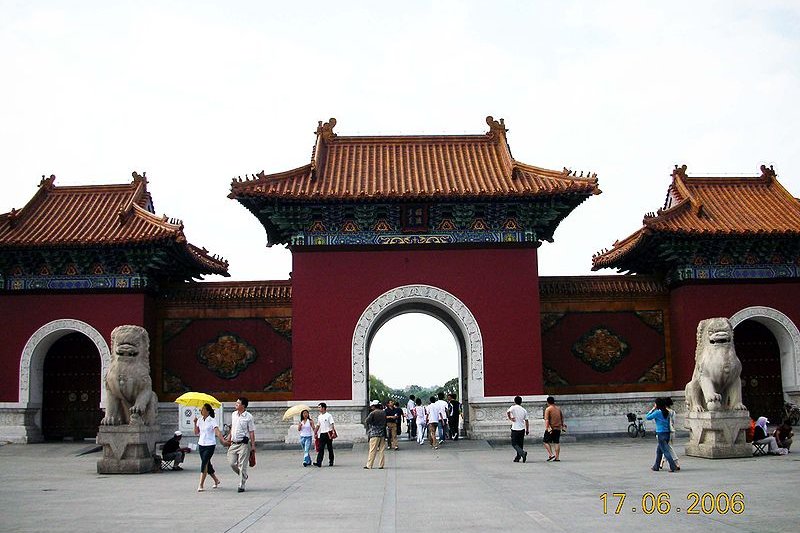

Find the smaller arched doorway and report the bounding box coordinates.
[42,332,103,440]
[735,320,783,422]
[352,285,485,436]
[368,309,464,421]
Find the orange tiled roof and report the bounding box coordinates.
[592,164,800,270]
[0,173,229,276]
[229,117,600,201]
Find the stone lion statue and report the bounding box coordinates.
[100,325,159,426]
[685,317,747,412]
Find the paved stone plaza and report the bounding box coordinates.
[0,435,797,532]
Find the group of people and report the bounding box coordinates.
[168,392,797,490]
[506,395,565,464]
[361,392,462,468]
[408,392,461,449]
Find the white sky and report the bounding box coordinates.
[2,1,799,388]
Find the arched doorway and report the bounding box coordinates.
[352,285,485,435]
[734,320,783,423]
[368,311,462,418]
[42,332,102,440]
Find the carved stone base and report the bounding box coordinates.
[97,425,160,474]
[684,411,752,459]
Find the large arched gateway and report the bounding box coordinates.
[2,118,800,443]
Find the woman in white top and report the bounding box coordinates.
[414,398,427,445]
[297,409,316,466]
[193,403,225,492]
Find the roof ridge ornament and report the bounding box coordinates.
[39,174,56,190]
[485,116,508,140]
[760,164,776,181]
[132,170,147,185]
[315,118,337,141]
[672,164,688,180]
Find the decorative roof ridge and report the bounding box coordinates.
[591,228,649,270]
[159,279,291,304]
[229,165,313,197]
[185,242,230,272]
[539,274,667,296]
[1,174,58,230]
[513,161,599,183]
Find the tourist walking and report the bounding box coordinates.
[506,396,528,463]
[415,397,427,445]
[297,409,316,466]
[193,403,224,492]
[435,392,449,442]
[406,395,417,440]
[385,399,403,450]
[543,396,565,462]
[427,396,440,449]
[364,400,387,469]
[314,402,336,467]
[645,398,679,472]
[660,397,680,469]
[227,396,256,492]
[447,393,461,440]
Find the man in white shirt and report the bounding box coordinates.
[435,392,450,442]
[426,396,440,449]
[506,395,529,463]
[227,396,256,492]
[314,402,336,467]
[406,395,417,440]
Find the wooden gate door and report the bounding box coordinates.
[42,332,102,440]
[734,320,783,423]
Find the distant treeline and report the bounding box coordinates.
[369,374,459,404]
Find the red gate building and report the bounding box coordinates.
[1,119,798,442]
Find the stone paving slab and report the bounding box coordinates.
[0,435,797,532]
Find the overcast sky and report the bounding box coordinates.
[2,1,798,389]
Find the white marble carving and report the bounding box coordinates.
[351,284,484,404]
[19,319,111,407]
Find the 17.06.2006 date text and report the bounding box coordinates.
[600,492,745,515]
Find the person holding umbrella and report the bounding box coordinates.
[193,402,224,492]
[297,409,316,466]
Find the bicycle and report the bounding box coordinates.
[626,412,646,438]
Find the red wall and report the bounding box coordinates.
[290,247,542,400]
[670,281,800,386]
[0,292,152,402]
[162,318,291,393]
[542,311,666,387]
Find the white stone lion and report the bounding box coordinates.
[684,317,748,412]
[100,325,159,426]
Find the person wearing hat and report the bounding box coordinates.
[364,400,387,469]
[162,430,190,470]
[753,416,788,455]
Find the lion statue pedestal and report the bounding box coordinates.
[96,325,160,474]
[683,317,751,459]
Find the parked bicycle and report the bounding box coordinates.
[626,412,646,438]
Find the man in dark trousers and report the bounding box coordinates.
[447,393,461,440]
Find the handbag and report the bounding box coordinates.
[249,448,256,467]
[314,436,320,452]
[329,428,338,440]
